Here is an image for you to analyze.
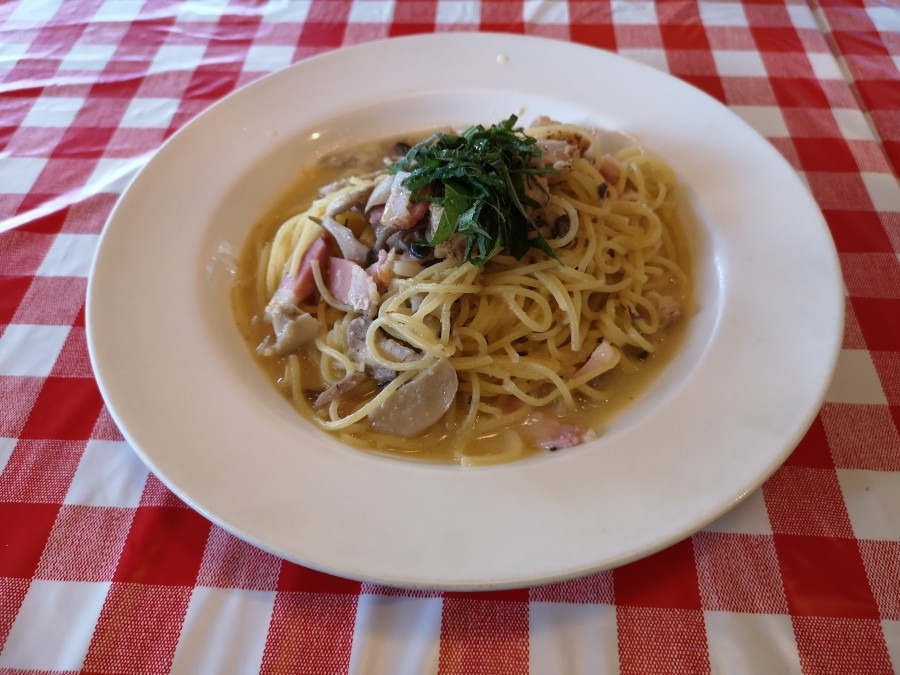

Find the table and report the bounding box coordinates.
[1,0,898,672]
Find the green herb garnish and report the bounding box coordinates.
[388,114,557,266]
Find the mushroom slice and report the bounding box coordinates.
[368,358,458,437]
[311,215,369,265]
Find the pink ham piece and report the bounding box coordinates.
[326,256,379,313]
[270,233,331,307]
[520,412,592,451]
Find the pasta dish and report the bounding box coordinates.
[232,115,690,465]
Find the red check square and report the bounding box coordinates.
[277,561,362,594]
[693,532,789,613]
[659,24,710,50]
[823,210,894,253]
[771,77,831,108]
[197,526,282,591]
[84,583,192,674]
[0,231,56,276]
[114,506,211,585]
[19,377,105,441]
[764,466,854,537]
[783,415,835,469]
[0,577,31,650]
[529,570,614,604]
[614,538,702,610]
[438,596,529,675]
[0,438,86,502]
[261,592,358,675]
[792,616,893,674]
[821,402,900,471]
[11,276,86,326]
[858,539,900,620]
[0,276,32,324]
[90,405,126,442]
[49,327,94,378]
[0,502,59,577]
[36,505,134,582]
[851,298,900,351]
[0,376,44,438]
[794,137,860,173]
[617,606,710,673]
[570,24,617,50]
[751,25,804,52]
[775,534,879,618]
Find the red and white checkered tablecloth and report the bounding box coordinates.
[1,0,898,672]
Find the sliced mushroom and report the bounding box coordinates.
[365,174,395,212]
[311,215,369,265]
[368,358,458,437]
[325,183,376,217]
[267,310,318,357]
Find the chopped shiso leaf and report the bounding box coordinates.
[388,114,557,266]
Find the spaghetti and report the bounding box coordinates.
[232,117,690,465]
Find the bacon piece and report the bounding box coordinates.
[521,413,591,451]
[326,257,379,313]
[270,234,331,307]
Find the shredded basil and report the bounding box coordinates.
[388,114,557,266]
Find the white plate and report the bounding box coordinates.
[87,34,843,590]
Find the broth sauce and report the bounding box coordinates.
[232,131,692,465]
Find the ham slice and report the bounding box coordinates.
[271,233,331,307]
[326,257,379,313]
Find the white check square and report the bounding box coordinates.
[868,7,900,33]
[705,611,801,674]
[170,588,276,675]
[730,106,790,138]
[839,470,900,540]
[808,53,844,81]
[348,595,443,673]
[0,324,70,377]
[862,172,900,213]
[149,45,207,74]
[348,0,394,23]
[0,436,16,474]
[713,50,767,77]
[119,97,181,129]
[22,97,84,128]
[0,580,111,670]
[176,0,230,22]
[91,0,144,22]
[826,350,887,405]
[36,233,100,277]
[787,4,819,30]
[243,46,296,73]
[832,108,877,141]
[60,44,118,71]
[524,0,570,25]
[702,488,772,535]
[65,440,150,508]
[531,602,620,673]
[436,1,480,25]
[264,0,312,23]
[611,0,657,25]
[9,0,64,21]
[0,157,48,193]
[698,2,748,27]
[619,49,669,73]
[884,620,900,674]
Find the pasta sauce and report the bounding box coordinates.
[232,117,691,465]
